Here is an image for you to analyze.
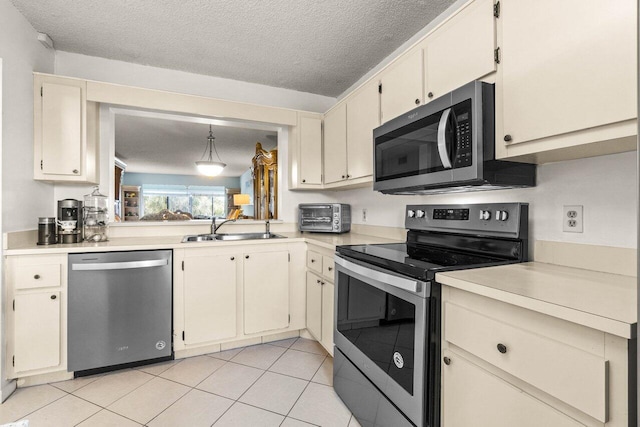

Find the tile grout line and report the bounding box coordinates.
[10,386,71,423]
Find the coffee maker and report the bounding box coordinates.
[57,199,83,243]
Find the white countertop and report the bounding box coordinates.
[436,262,637,338]
[4,231,401,255]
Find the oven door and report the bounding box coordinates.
[334,255,430,427]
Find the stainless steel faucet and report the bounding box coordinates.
[265,220,270,234]
[211,217,236,235]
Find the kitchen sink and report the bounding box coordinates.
[182,232,286,243]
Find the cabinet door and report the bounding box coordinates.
[306,272,323,341]
[298,115,323,185]
[320,281,334,355]
[500,0,636,146]
[380,48,424,123]
[323,103,348,184]
[442,351,585,427]
[14,292,61,373]
[244,251,290,334]
[425,0,496,101]
[184,255,237,344]
[41,81,83,176]
[346,80,380,180]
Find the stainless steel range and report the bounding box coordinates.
[333,203,529,427]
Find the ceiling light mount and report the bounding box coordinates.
[196,125,226,176]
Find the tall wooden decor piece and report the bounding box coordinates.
[252,142,278,220]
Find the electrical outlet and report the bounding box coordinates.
[362,208,367,223]
[562,205,583,233]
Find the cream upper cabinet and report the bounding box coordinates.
[345,79,380,180]
[323,103,348,184]
[33,74,99,184]
[379,47,424,123]
[496,0,637,162]
[183,253,238,345]
[244,250,290,334]
[294,112,323,187]
[424,0,496,102]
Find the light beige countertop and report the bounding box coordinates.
[4,231,401,256]
[436,262,637,339]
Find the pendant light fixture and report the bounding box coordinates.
[196,125,226,176]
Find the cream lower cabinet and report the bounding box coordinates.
[244,250,290,334]
[305,247,335,355]
[183,253,238,345]
[441,287,632,427]
[6,254,67,378]
[496,0,637,162]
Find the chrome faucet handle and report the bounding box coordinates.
[265,220,270,234]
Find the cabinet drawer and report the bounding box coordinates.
[15,263,62,290]
[444,302,608,422]
[322,255,335,282]
[307,250,322,273]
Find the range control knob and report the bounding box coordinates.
[479,210,491,221]
[495,210,509,221]
[416,209,425,218]
[407,210,416,218]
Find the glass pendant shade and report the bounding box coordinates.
[196,161,226,177]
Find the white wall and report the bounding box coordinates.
[0,0,55,232]
[55,51,336,113]
[294,151,637,249]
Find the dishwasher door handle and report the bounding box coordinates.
[71,259,169,271]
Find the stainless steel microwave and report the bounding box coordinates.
[298,204,351,233]
[373,81,536,194]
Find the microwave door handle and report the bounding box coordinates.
[437,107,453,169]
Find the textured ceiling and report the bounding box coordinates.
[11,0,455,96]
[115,115,277,177]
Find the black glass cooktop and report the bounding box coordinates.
[336,241,516,281]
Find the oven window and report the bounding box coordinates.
[336,273,416,395]
[300,206,333,229]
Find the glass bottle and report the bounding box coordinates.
[83,186,109,242]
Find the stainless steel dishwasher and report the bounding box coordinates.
[68,250,173,375]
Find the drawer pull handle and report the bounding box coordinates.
[34,274,41,280]
[443,357,451,365]
[497,343,508,354]
[50,295,57,300]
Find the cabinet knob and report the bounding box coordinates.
[346,174,351,178]
[50,295,57,300]
[321,281,325,285]
[497,343,508,354]
[415,98,421,105]
[443,357,451,365]
[245,255,250,259]
[310,259,315,263]
[428,92,434,98]
[34,274,40,280]
[317,279,321,284]
[302,179,306,183]
[341,175,346,179]
[72,169,79,174]
[230,257,235,261]
[504,134,512,142]
[328,267,333,271]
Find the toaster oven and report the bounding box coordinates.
[298,204,351,233]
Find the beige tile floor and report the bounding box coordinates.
[0,338,363,427]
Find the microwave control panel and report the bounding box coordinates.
[454,111,472,168]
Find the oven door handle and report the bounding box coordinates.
[335,256,423,293]
[437,107,453,169]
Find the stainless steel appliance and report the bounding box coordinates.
[57,199,83,243]
[68,250,173,375]
[37,217,57,245]
[373,81,536,194]
[333,203,529,427]
[298,203,351,233]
